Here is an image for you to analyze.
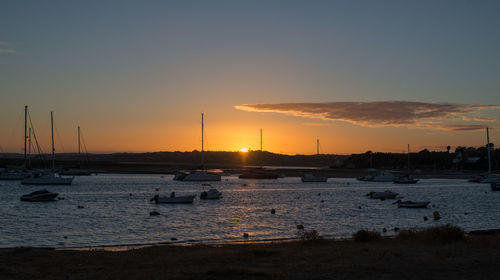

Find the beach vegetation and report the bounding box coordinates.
[396,224,465,243]
[353,229,381,242]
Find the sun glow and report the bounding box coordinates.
[240,147,248,152]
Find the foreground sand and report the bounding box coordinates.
[1,234,500,280]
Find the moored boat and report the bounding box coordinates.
[301,173,327,182]
[357,169,395,182]
[366,190,398,199]
[200,188,222,199]
[151,193,196,204]
[393,200,430,208]
[20,189,58,202]
[0,170,26,180]
[21,171,74,185]
[393,176,419,184]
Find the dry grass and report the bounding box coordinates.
[297,229,322,241]
[353,229,381,242]
[396,224,466,243]
[1,227,499,280]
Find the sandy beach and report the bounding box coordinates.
[1,231,500,280]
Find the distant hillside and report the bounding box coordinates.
[0,151,347,169]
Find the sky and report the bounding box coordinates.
[1,0,500,155]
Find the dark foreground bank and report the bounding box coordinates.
[1,229,500,280]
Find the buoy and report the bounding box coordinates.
[321,200,324,203]
[243,233,249,238]
[155,188,159,191]
[271,209,276,214]
[64,236,68,239]
[433,211,440,220]
[129,193,133,196]
[150,211,160,216]
[394,227,400,232]
[318,193,321,196]
[296,224,304,230]
[424,216,428,221]
[382,228,387,233]
[358,206,362,209]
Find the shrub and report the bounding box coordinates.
[298,229,322,241]
[353,229,381,242]
[396,225,465,243]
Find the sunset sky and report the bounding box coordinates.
[1,0,500,155]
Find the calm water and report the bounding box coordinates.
[1,174,499,248]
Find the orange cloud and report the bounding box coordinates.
[235,101,500,130]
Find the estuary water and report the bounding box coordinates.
[0,174,499,248]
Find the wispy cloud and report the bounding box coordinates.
[0,41,16,53]
[235,101,500,130]
[302,122,332,127]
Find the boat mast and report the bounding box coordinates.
[51,111,55,172]
[201,113,204,169]
[78,126,81,163]
[28,127,31,169]
[407,144,410,172]
[487,127,491,175]
[24,105,27,168]
[317,138,320,155]
[260,128,263,152]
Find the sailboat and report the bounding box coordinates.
[239,128,279,179]
[393,144,419,184]
[174,113,221,181]
[22,112,74,185]
[301,138,327,182]
[0,106,30,180]
[477,128,500,184]
[59,126,93,176]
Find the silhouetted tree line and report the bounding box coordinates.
[341,145,499,171]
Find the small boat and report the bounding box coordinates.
[357,169,395,182]
[491,182,500,192]
[301,174,327,182]
[151,193,195,204]
[173,114,222,182]
[20,190,58,202]
[0,170,26,180]
[393,199,430,208]
[59,168,93,176]
[366,190,398,199]
[182,171,221,181]
[200,188,222,199]
[21,171,74,185]
[393,176,419,184]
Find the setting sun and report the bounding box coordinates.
[240,147,248,152]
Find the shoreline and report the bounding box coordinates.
[2,228,500,279]
[3,228,499,252]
